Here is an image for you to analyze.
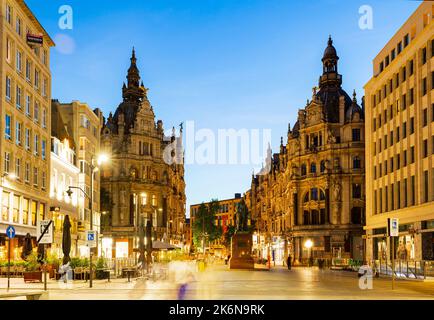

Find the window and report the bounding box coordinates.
[396,154,400,170]
[391,49,395,61]
[22,198,29,225]
[390,131,394,146]
[6,4,11,24]
[42,78,47,97]
[5,115,11,140]
[410,117,415,134]
[34,134,39,156]
[397,41,402,54]
[411,146,415,164]
[402,66,406,81]
[422,47,427,65]
[16,85,21,109]
[402,94,406,110]
[424,171,429,203]
[33,167,38,186]
[403,122,407,138]
[311,188,318,201]
[5,76,11,101]
[301,164,307,176]
[25,95,31,116]
[26,60,31,81]
[423,139,428,158]
[42,108,46,128]
[4,152,10,173]
[15,158,20,178]
[16,50,22,72]
[352,128,361,142]
[42,139,46,160]
[25,162,30,183]
[352,184,362,199]
[25,128,30,151]
[151,194,157,206]
[411,175,416,206]
[42,50,47,66]
[396,127,400,142]
[6,38,11,63]
[353,156,361,169]
[409,88,414,105]
[310,163,316,174]
[15,121,21,146]
[409,60,414,75]
[34,69,39,89]
[422,77,427,96]
[34,101,39,123]
[403,150,408,167]
[320,160,326,173]
[16,17,21,35]
[42,172,46,190]
[423,109,428,126]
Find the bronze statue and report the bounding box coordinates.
[235,199,249,232]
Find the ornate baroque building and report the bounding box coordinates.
[100,50,186,259]
[248,37,366,265]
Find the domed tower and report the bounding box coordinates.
[316,36,352,123]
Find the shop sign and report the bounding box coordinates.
[26,33,43,46]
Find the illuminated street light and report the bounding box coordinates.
[304,239,313,249]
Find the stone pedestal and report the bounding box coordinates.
[229,232,254,269]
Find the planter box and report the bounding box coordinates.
[23,271,43,283]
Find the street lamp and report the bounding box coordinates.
[67,153,109,288]
[304,239,313,267]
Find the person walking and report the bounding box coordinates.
[286,255,292,270]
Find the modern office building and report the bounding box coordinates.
[365,1,434,262]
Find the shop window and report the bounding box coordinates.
[351,207,362,224]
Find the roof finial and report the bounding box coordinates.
[353,89,357,102]
[328,35,332,46]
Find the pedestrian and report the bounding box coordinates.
[59,261,72,284]
[286,255,292,270]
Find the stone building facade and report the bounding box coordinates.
[100,50,186,259]
[0,0,54,260]
[52,100,104,257]
[248,37,365,265]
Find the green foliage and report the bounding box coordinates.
[25,252,41,272]
[46,251,61,266]
[192,200,223,249]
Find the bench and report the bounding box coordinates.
[0,291,46,300]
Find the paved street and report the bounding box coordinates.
[1,264,434,300]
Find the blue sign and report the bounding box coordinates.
[87,233,95,241]
[6,226,15,239]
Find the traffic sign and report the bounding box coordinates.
[37,220,53,244]
[86,230,97,248]
[6,226,15,239]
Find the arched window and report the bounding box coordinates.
[310,162,317,173]
[311,188,318,201]
[320,189,326,200]
[304,192,309,203]
[311,210,319,225]
[320,160,326,173]
[301,164,307,176]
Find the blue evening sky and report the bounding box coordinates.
[27,0,420,216]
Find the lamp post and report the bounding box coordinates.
[67,154,108,288]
